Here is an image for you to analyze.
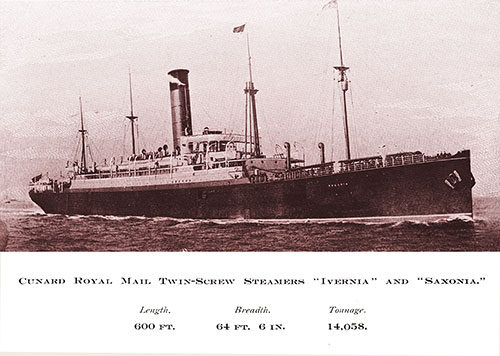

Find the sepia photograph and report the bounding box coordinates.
[0,2,499,355]
[0,0,499,251]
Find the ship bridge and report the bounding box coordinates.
[179,128,261,161]
[181,132,245,154]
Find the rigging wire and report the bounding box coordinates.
[72,132,80,163]
[86,139,95,163]
[135,117,141,151]
[227,68,243,130]
[331,71,336,161]
[122,118,128,158]
[312,32,336,161]
[87,137,102,164]
[245,81,249,156]
[347,73,358,158]
[199,104,215,122]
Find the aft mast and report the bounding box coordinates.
[126,68,138,156]
[78,96,88,173]
[328,0,351,160]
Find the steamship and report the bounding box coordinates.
[29,16,475,220]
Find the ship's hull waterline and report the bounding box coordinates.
[30,154,474,220]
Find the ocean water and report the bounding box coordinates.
[0,197,498,252]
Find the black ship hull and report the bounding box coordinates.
[30,152,474,220]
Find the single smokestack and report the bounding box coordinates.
[318,142,325,165]
[168,69,193,152]
[284,142,291,170]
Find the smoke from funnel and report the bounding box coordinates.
[167,74,185,86]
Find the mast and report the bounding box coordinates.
[126,68,138,156]
[244,84,249,157]
[243,29,261,157]
[78,96,88,173]
[332,1,351,160]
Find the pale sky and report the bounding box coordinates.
[0,0,499,197]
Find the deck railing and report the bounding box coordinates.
[264,152,441,183]
[75,159,246,180]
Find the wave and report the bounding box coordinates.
[177,215,476,228]
[389,216,475,229]
[0,208,43,216]
[60,214,160,222]
[8,211,479,230]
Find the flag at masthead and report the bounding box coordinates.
[233,24,245,33]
